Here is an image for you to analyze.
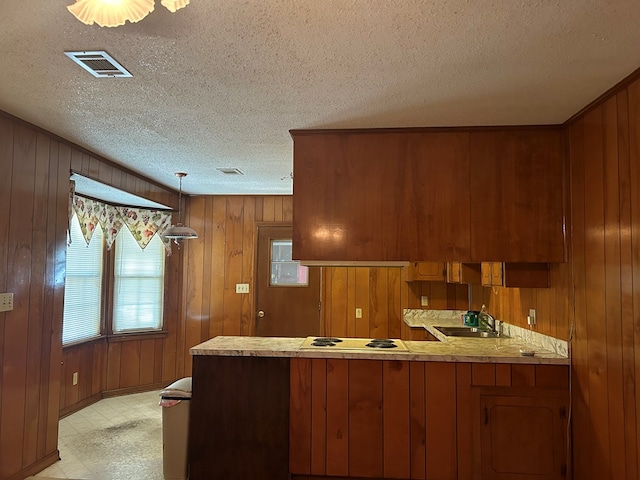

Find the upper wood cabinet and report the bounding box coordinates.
[446,261,482,284]
[481,262,550,288]
[291,128,566,263]
[404,261,446,281]
[291,130,470,262]
[469,130,566,262]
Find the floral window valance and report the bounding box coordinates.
[70,193,173,254]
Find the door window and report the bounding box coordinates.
[270,239,308,286]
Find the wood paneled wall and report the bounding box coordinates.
[323,268,470,340]
[560,75,640,479]
[0,111,180,480]
[0,116,68,479]
[467,261,574,341]
[180,196,293,376]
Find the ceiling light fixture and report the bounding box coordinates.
[67,0,189,28]
[162,172,198,246]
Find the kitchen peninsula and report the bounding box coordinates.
[188,329,568,480]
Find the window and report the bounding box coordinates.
[113,226,165,333]
[270,239,308,286]
[63,214,104,345]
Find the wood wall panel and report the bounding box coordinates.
[0,111,181,479]
[323,267,466,340]
[348,360,384,478]
[325,359,349,476]
[425,362,457,479]
[616,87,639,480]
[409,361,426,479]
[289,358,312,475]
[181,196,295,376]
[561,74,640,479]
[382,360,410,479]
[0,115,67,479]
[311,359,327,475]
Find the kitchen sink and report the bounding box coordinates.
[433,326,504,338]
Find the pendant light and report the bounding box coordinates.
[162,172,198,246]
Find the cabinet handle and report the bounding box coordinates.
[483,406,489,425]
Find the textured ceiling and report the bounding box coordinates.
[1,1,640,195]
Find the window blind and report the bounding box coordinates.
[62,214,104,345]
[113,226,165,332]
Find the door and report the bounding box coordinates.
[475,387,568,480]
[255,225,321,337]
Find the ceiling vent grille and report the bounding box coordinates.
[217,167,245,175]
[64,51,132,78]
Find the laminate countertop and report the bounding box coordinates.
[190,328,569,366]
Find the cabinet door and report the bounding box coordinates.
[405,261,445,281]
[448,262,482,284]
[481,262,503,286]
[469,129,565,262]
[446,262,462,283]
[481,262,491,286]
[490,262,503,285]
[481,262,549,288]
[292,131,471,262]
[476,388,568,480]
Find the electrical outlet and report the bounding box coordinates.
[355,308,362,319]
[527,308,536,326]
[72,372,78,386]
[420,296,429,307]
[235,283,250,294]
[0,293,13,312]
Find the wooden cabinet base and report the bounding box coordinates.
[472,386,568,479]
[189,355,568,480]
[188,356,290,480]
[292,476,396,480]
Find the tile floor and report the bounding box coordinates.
[34,390,164,480]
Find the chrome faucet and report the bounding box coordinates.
[479,304,501,335]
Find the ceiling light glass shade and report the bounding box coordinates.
[160,0,190,13]
[162,223,198,240]
[161,172,198,246]
[67,0,155,27]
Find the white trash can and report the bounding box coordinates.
[159,377,192,480]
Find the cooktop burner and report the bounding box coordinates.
[300,337,408,351]
[365,339,398,348]
[310,337,344,347]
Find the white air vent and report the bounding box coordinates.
[64,51,132,78]
[216,167,245,175]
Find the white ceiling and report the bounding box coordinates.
[1,1,640,195]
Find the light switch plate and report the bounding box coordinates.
[420,296,429,307]
[235,283,250,294]
[0,293,13,312]
[355,308,362,319]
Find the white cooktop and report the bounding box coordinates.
[299,337,408,351]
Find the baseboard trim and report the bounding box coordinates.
[6,450,59,480]
[60,392,103,418]
[102,381,169,398]
[60,381,172,418]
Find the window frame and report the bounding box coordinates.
[62,213,108,347]
[107,226,166,336]
[63,223,170,348]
